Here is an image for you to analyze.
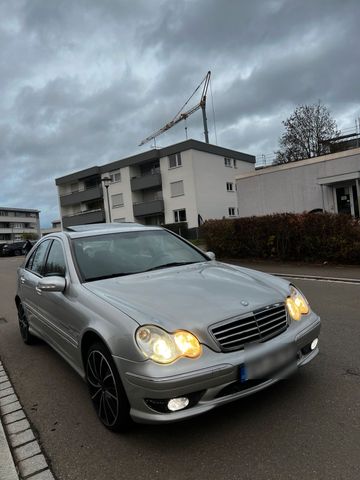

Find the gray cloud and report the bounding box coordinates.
[1,0,359,226]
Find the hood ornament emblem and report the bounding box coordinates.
[241,300,249,307]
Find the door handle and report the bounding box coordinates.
[35,286,42,295]
[20,276,26,285]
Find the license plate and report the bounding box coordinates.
[240,344,296,382]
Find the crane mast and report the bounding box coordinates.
[139,71,211,146]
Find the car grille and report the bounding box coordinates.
[209,303,288,352]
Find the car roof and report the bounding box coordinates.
[63,223,163,239]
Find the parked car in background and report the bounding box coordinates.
[15,223,321,432]
[1,242,26,256]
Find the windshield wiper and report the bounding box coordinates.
[143,261,200,272]
[84,272,132,282]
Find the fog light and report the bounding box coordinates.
[310,338,318,350]
[167,397,189,412]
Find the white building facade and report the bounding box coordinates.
[0,207,40,244]
[56,140,255,230]
[236,148,360,218]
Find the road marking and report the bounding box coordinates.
[270,272,360,285]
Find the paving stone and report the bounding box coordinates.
[3,409,26,425]
[0,387,14,399]
[18,454,47,478]
[1,400,22,415]
[0,381,11,390]
[9,428,35,448]
[0,375,9,383]
[14,439,41,462]
[0,393,17,406]
[0,371,7,377]
[28,469,55,480]
[6,418,30,435]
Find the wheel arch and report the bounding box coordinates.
[80,329,112,370]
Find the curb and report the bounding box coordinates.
[0,359,55,480]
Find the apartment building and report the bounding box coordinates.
[0,207,40,244]
[55,139,255,230]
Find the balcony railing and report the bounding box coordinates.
[130,172,162,192]
[60,185,102,207]
[133,199,164,217]
[62,209,105,227]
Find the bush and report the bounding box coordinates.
[200,213,360,264]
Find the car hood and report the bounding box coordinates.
[84,261,290,342]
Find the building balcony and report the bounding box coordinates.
[133,199,164,217]
[130,172,162,192]
[60,185,102,207]
[62,209,105,228]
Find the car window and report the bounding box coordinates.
[27,240,51,275]
[43,240,66,277]
[72,230,208,281]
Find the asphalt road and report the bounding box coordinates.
[0,256,359,480]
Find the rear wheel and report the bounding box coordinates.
[18,303,36,345]
[86,343,132,432]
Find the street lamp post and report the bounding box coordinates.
[101,177,112,223]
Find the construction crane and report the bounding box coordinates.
[139,71,211,146]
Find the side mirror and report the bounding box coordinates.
[37,276,66,293]
[206,251,216,261]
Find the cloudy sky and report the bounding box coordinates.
[1,0,360,227]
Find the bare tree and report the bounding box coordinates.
[276,102,340,164]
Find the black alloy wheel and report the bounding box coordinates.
[18,303,36,345]
[86,343,131,432]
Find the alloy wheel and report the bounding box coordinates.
[86,350,119,427]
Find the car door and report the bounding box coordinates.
[37,239,82,365]
[19,239,52,336]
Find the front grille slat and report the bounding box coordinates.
[210,303,288,352]
[216,324,260,341]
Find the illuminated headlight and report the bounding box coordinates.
[136,325,202,364]
[286,285,310,321]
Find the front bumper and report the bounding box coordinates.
[113,313,321,424]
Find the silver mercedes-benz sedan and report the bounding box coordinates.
[16,223,320,431]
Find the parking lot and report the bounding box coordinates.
[0,256,359,480]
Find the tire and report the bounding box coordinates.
[17,303,36,345]
[85,342,132,432]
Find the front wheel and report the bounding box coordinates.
[18,303,36,345]
[86,343,132,432]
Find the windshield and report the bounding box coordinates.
[72,230,208,282]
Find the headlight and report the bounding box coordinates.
[135,325,202,364]
[286,285,310,321]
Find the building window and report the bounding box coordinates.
[224,157,232,167]
[174,209,187,223]
[71,183,78,193]
[226,182,234,192]
[168,153,182,168]
[111,193,124,208]
[228,207,236,217]
[0,211,8,216]
[170,180,184,197]
[233,160,237,168]
[110,171,121,183]
[12,223,24,228]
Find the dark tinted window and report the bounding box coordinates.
[44,241,66,277]
[27,240,50,275]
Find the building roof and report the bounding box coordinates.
[236,147,360,180]
[0,206,40,213]
[56,139,255,185]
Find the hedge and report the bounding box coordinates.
[200,213,360,264]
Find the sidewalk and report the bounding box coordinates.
[224,258,360,281]
[0,360,54,480]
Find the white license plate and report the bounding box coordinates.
[241,345,296,381]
